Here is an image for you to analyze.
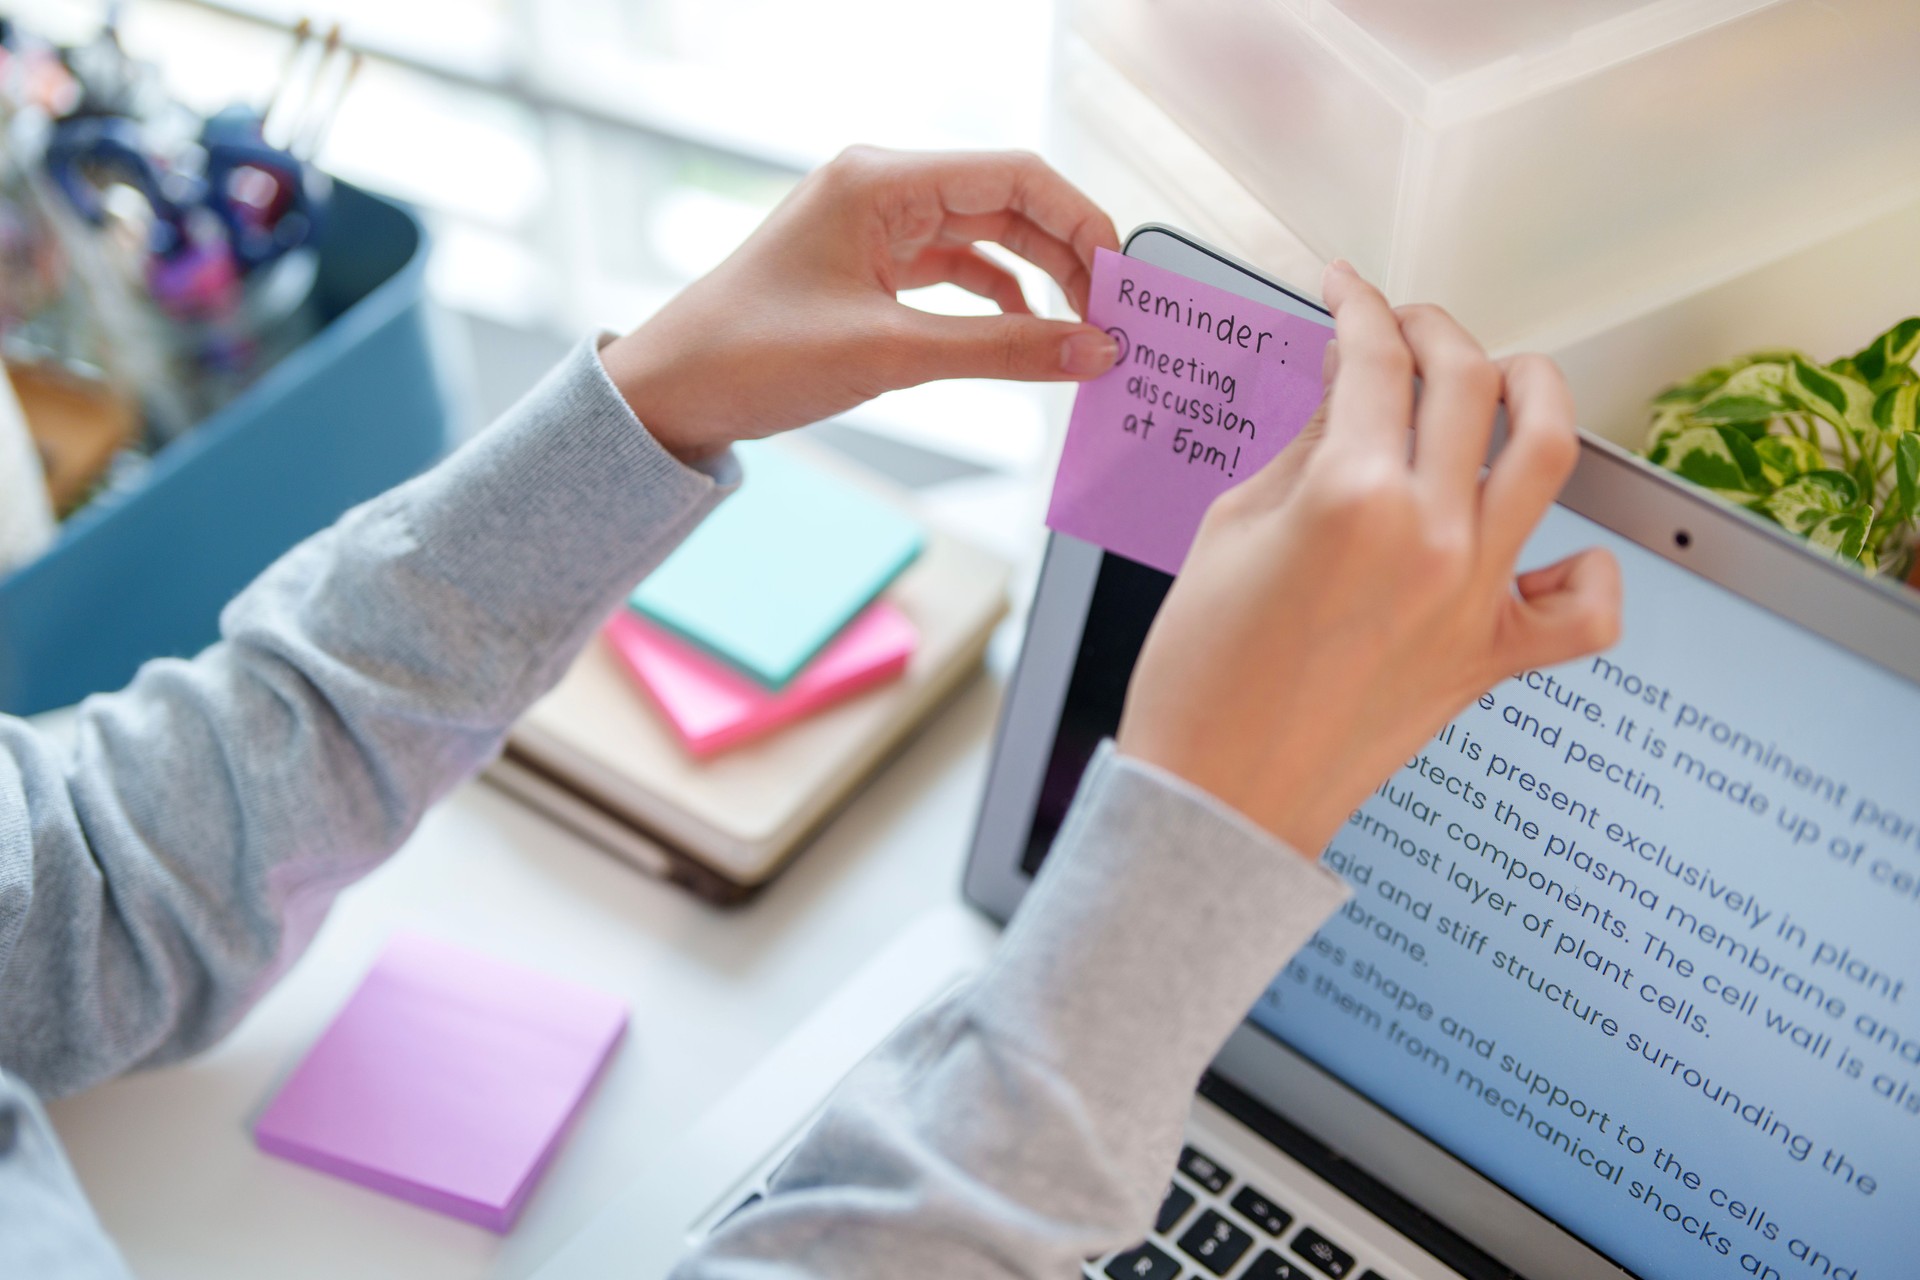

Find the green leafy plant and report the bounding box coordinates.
[1642,317,1920,578]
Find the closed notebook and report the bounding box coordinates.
[252,932,627,1233]
[496,437,1011,905]
[605,601,917,758]
[630,444,925,687]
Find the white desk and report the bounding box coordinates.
[43,464,1048,1279]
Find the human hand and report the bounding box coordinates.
[600,146,1121,461]
[1116,261,1623,856]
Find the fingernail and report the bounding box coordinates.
[1328,258,1355,276]
[1062,330,1119,376]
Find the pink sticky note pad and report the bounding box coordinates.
[253,933,627,1233]
[1047,247,1335,576]
[605,600,917,757]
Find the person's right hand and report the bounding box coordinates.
[1116,261,1623,857]
[599,147,1119,462]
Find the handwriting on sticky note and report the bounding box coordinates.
[1046,247,1334,576]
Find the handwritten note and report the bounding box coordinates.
[1046,247,1334,576]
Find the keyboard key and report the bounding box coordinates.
[1360,1273,1394,1280]
[1105,1241,1181,1280]
[1178,1145,1233,1194]
[1244,1251,1309,1280]
[1231,1185,1293,1236]
[1178,1209,1254,1275]
[1290,1226,1357,1278]
[1156,1182,1197,1234]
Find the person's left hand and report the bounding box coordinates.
[1115,263,1622,856]
[600,146,1122,461]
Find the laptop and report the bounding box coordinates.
[536,226,1920,1280]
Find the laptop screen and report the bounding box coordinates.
[1018,506,1920,1280]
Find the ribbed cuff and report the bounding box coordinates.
[399,337,734,642]
[969,741,1350,1113]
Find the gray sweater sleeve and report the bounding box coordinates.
[672,742,1350,1280]
[0,339,728,1101]
[0,334,1348,1279]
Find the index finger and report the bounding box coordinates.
[1321,261,1415,455]
[1480,353,1580,569]
[1397,302,1500,505]
[923,151,1121,308]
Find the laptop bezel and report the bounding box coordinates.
[963,224,1920,1280]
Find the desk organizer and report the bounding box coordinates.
[0,183,450,715]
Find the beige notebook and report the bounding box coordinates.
[491,449,1010,905]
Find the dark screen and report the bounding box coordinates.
[1018,549,1172,875]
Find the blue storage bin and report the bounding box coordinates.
[0,183,451,714]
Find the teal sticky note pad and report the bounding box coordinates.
[632,446,925,688]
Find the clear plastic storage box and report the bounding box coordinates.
[1070,0,1920,349]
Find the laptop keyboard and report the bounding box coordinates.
[1089,1144,1388,1280]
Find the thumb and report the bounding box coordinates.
[1293,338,1340,455]
[1241,338,1339,503]
[1499,547,1624,674]
[890,310,1119,387]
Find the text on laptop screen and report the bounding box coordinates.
[1022,506,1919,1280]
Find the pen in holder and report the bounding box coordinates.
[35,104,330,439]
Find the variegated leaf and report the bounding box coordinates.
[1789,358,1877,437]
[1896,432,1920,524]
[1805,509,1872,565]
[1874,382,1920,434]
[1653,425,1761,496]
[1839,316,1920,392]
[1652,352,1794,406]
[1750,434,1825,488]
[1763,470,1859,534]
[1713,361,1792,402]
[1691,398,1782,426]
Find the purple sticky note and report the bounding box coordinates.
[253,932,627,1232]
[1047,247,1335,576]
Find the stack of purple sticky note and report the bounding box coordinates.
[254,932,627,1232]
